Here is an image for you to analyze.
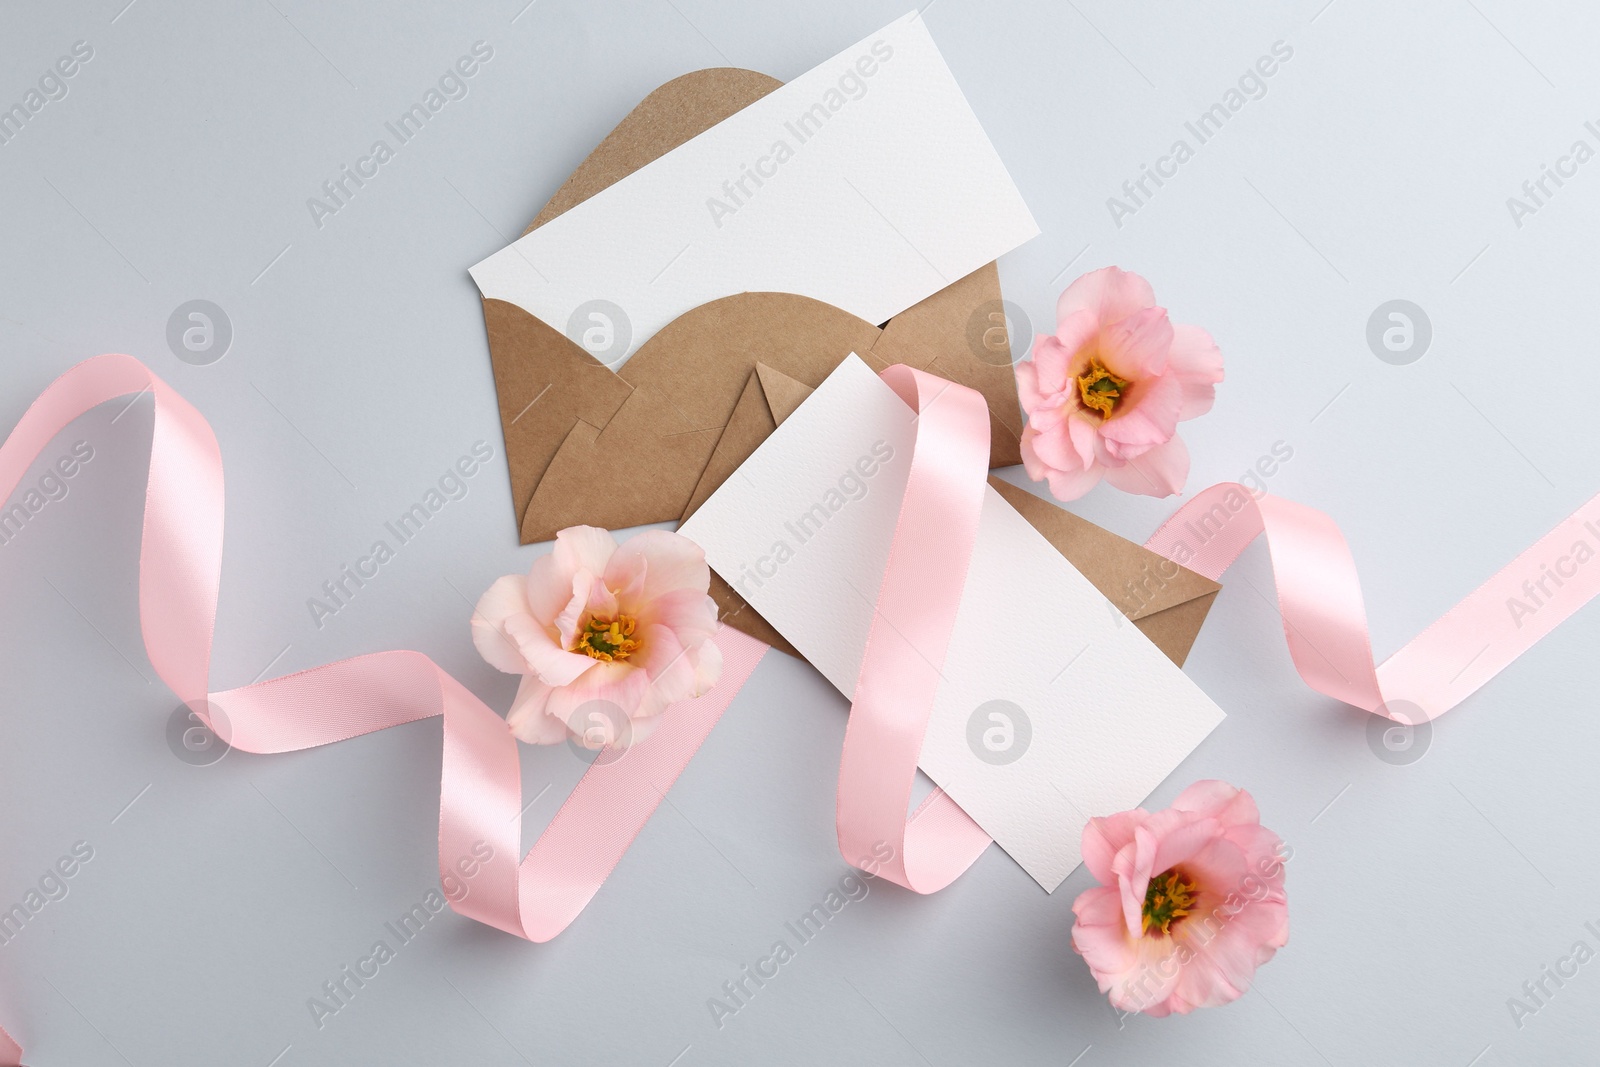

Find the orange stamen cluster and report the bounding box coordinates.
[573,615,640,661]
[1141,868,1199,936]
[1077,358,1130,419]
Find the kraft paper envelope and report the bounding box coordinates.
[473,17,1218,664]
[680,356,1228,890]
[683,361,1221,666]
[478,14,1038,548]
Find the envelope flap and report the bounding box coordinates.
[755,362,813,425]
[521,293,883,543]
[681,368,777,524]
[873,263,1023,460]
[483,298,636,533]
[489,63,1027,543]
[988,478,1221,619]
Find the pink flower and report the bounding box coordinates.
[1017,267,1223,500]
[471,526,722,747]
[1070,781,1288,1017]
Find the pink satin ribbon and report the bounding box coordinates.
[1144,482,1600,723]
[835,365,995,892]
[0,355,765,1064]
[835,372,1600,896]
[8,353,1600,1059]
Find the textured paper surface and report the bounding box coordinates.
[472,15,1215,669]
[469,11,1039,366]
[681,356,1227,890]
[685,360,1221,661]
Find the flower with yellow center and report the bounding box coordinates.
[1015,266,1225,502]
[1076,358,1129,420]
[572,614,640,662]
[1070,781,1289,1017]
[471,525,724,747]
[1140,867,1199,936]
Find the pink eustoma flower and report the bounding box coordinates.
[1017,267,1223,501]
[1070,781,1289,1016]
[471,525,722,747]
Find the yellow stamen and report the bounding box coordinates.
[573,614,640,662]
[1141,868,1199,936]
[1077,358,1130,419]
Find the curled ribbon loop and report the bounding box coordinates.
[0,355,765,1063]
[1144,482,1600,723]
[836,365,995,893]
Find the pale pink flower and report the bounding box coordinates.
[1017,267,1223,500]
[471,526,722,747]
[1070,781,1288,1017]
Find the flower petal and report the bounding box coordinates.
[1114,831,1157,936]
[551,580,587,650]
[1102,434,1189,498]
[1022,428,1109,501]
[1170,897,1286,1011]
[1021,309,1100,412]
[1018,427,1051,483]
[471,575,536,674]
[552,525,617,579]
[608,530,711,608]
[1030,392,1080,435]
[637,623,697,707]
[505,674,567,745]
[544,660,650,741]
[1081,809,1147,885]
[1180,834,1249,909]
[1098,306,1175,380]
[1225,823,1289,884]
[1066,413,1103,469]
[1168,323,1225,420]
[603,542,649,607]
[502,612,596,686]
[1058,267,1157,328]
[1028,335,1070,397]
[1054,309,1101,366]
[553,576,589,649]
[581,572,621,622]
[523,552,579,623]
[1109,937,1184,1014]
[1015,357,1045,413]
[1175,780,1257,826]
[636,588,719,648]
[1025,421,1087,473]
[1045,463,1105,502]
[1071,885,1140,987]
[1101,373,1183,458]
[1143,809,1224,874]
[1166,946,1248,1013]
[686,637,723,698]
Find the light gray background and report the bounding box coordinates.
[0,0,1595,1064]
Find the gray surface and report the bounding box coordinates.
[0,0,1596,1064]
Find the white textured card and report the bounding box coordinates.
[681,357,1226,890]
[468,12,1039,367]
